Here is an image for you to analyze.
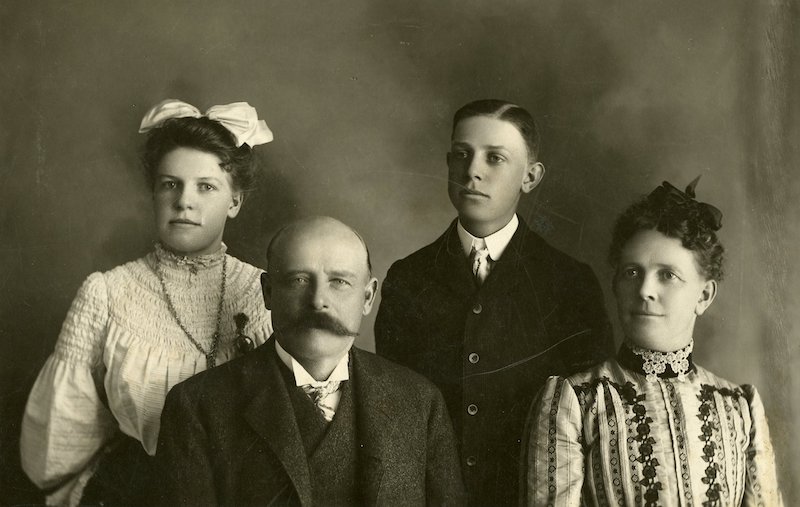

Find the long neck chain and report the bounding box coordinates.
[155,252,227,368]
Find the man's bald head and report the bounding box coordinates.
[267,216,372,278]
[261,217,379,375]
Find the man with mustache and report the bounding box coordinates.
[157,216,465,506]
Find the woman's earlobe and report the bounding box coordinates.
[695,279,718,315]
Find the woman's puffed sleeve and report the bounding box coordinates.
[20,272,118,493]
[741,385,784,506]
[521,376,584,507]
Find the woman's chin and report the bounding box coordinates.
[623,332,691,352]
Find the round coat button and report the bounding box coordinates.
[466,456,477,466]
[472,303,482,314]
[468,353,480,364]
[467,404,478,415]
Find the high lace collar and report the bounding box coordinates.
[617,340,695,382]
[153,242,227,272]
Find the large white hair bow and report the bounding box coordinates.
[139,99,273,147]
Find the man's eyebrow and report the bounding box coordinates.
[328,269,358,279]
[276,269,308,277]
[450,141,510,151]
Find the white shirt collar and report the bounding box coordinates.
[274,339,350,387]
[457,214,519,260]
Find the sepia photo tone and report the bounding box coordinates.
[1,1,797,504]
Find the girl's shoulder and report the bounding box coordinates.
[225,254,265,276]
[101,254,154,281]
[223,254,265,293]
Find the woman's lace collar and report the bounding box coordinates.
[617,340,695,382]
[154,242,227,272]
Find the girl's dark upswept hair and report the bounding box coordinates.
[142,117,257,192]
[608,180,725,281]
[452,99,541,162]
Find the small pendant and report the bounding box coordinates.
[206,353,216,369]
[236,334,254,355]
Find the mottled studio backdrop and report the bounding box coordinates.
[1,1,798,504]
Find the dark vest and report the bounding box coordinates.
[281,365,359,507]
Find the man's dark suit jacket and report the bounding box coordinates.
[157,342,466,506]
[375,218,613,507]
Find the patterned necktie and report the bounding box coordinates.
[301,381,342,422]
[470,245,491,286]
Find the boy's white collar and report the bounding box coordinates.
[457,214,519,260]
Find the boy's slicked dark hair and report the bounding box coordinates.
[452,99,540,162]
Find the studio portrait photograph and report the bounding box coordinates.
[1,1,797,505]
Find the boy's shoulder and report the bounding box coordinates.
[390,217,589,273]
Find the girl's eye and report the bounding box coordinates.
[199,183,216,192]
[622,268,639,278]
[161,180,178,190]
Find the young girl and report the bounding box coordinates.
[21,99,274,506]
[522,179,783,506]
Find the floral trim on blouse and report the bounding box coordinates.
[697,384,745,505]
[574,377,662,505]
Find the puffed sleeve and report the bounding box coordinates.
[20,272,118,493]
[520,376,584,507]
[741,385,784,506]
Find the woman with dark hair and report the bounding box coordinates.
[522,178,783,506]
[20,100,274,506]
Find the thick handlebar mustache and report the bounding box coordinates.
[282,312,360,337]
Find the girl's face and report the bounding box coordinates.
[447,116,543,237]
[613,229,716,352]
[153,147,242,257]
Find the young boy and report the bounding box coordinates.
[375,99,613,507]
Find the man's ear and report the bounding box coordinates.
[521,162,545,193]
[260,272,272,310]
[362,278,379,315]
[228,191,244,219]
[694,279,717,316]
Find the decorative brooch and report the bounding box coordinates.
[234,313,255,355]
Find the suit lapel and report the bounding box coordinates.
[480,217,531,292]
[351,349,396,505]
[434,220,477,298]
[244,345,313,507]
